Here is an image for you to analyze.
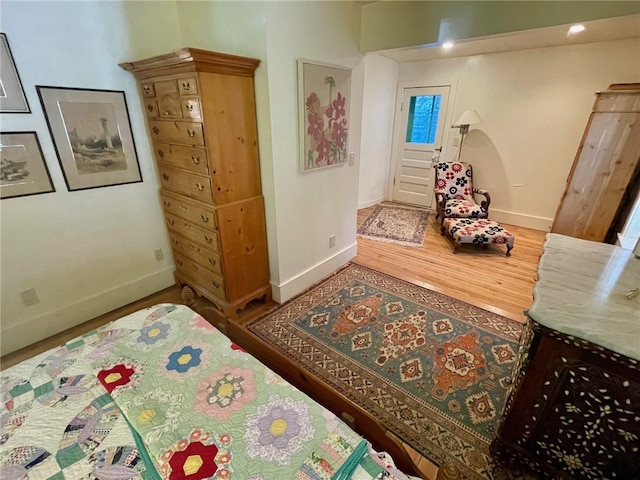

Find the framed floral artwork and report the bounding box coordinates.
[0,33,30,113]
[297,59,350,172]
[0,132,55,199]
[37,86,142,191]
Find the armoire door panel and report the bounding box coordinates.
[551,84,640,242]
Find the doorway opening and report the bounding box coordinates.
[390,85,450,208]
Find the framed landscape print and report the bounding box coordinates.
[37,86,142,191]
[0,33,30,113]
[0,132,55,199]
[297,59,351,172]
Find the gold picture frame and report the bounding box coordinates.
[37,86,142,191]
[0,33,30,113]
[0,132,55,199]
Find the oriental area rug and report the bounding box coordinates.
[249,264,533,480]
[357,204,430,246]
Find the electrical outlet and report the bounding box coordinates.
[154,248,164,261]
[20,288,40,307]
[348,152,355,166]
[329,234,336,248]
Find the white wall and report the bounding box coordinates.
[262,1,364,301]
[394,39,640,230]
[0,1,181,354]
[357,54,398,209]
[0,0,367,353]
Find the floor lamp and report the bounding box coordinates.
[452,110,482,161]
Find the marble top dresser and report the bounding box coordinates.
[492,233,640,479]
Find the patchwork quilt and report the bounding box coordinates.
[1,304,411,480]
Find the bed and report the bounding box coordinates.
[0,304,419,480]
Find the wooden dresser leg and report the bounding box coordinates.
[181,285,195,305]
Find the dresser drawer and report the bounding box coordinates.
[158,166,213,203]
[154,144,208,175]
[168,231,222,276]
[165,212,219,252]
[144,99,158,118]
[140,82,155,97]
[174,251,226,300]
[181,97,201,119]
[149,120,204,146]
[154,79,178,96]
[179,76,198,95]
[160,191,216,231]
[153,79,181,118]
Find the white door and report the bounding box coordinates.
[391,86,450,207]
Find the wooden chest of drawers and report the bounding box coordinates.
[121,48,271,317]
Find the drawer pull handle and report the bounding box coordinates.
[162,173,169,181]
[163,200,170,207]
[168,219,175,226]
[157,149,164,158]
[185,223,191,230]
[179,203,187,212]
[187,129,196,138]
[176,259,183,266]
[212,281,220,289]
[182,81,191,91]
[196,183,205,192]
[208,258,216,266]
[186,103,194,112]
[152,126,159,135]
[147,104,154,112]
[201,214,209,223]
[204,235,213,244]
[191,155,200,164]
[143,85,151,94]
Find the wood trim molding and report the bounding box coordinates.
[119,48,260,79]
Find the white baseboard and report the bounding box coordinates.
[490,209,552,232]
[1,267,176,355]
[358,196,386,209]
[271,242,358,303]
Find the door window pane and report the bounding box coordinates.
[405,95,442,144]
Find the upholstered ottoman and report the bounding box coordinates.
[442,218,514,256]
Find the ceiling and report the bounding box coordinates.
[375,14,640,63]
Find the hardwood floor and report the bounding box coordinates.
[1,203,546,479]
[354,203,546,322]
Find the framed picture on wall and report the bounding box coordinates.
[37,86,142,191]
[0,33,30,113]
[297,59,351,172]
[0,132,55,199]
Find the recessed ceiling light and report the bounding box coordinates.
[568,24,586,34]
[442,41,454,49]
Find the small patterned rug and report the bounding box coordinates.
[357,204,430,246]
[249,264,532,480]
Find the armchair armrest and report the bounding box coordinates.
[434,192,447,221]
[473,188,491,213]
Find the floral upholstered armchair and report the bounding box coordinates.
[434,161,491,232]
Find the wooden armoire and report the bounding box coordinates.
[120,48,270,318]
[551,83,640,242]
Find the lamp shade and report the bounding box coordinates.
[454,110,482,126]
